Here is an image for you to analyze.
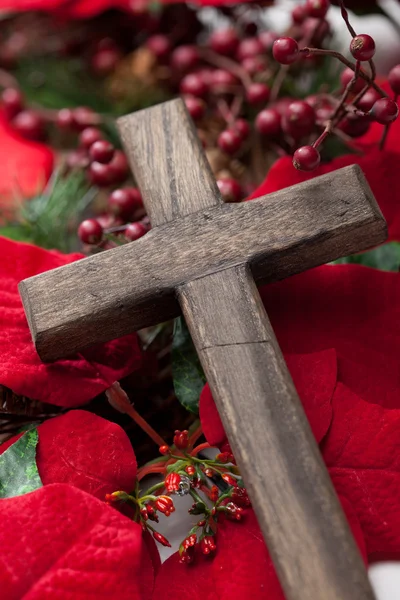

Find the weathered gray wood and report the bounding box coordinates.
[19,165,386,361]
[19,98,386,600]
[118,99,222,226]
[179,265,375,600]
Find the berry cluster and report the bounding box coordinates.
[106,429,250,563]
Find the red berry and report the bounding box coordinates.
[283,100,315,138]
[108,188,138,219]
[159,445,170,455]
[221,473,238,487]
[180,73,207,98]
[171,45,199,72]
[256,108,282,136]
[79,127,103,149]
[11,110,45,141]
[91,47,121,76]
[108,150,129,183]
[183,96,205,121]
[388,64,400,95]
[217,129,242,155]
[246,82,270,105]
[233,118,250,139]
[209,69,238,92]
[305,0,330,19]
[350,34,375,62]
[210,28,239,56]
[231,486,251,507]
[293,146,320,171]
[2,88,23,120]
[272,37,299,65]
[88,162,114,186]
[217,178,243,203]
[146,35,171,61]
[370,98,399,124]
[56,108,75,131]
[292,4,307,24]
[78,219,103,244]
[236,38,263,61]
[89,140,115,164]
[125,222,147,241]
[340,67,365,93]
[73,106,98,131]
[356,88,381,112]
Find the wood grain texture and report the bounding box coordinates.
[179,265,376,600]
[19,165,386,361]
[117,99,222,226]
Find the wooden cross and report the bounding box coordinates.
[20,99,386,600]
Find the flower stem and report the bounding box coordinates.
[106,382,168,448]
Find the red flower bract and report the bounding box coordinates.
[0,410,137,499]
[0,483,154,599]
[0,236,141,406]
[0,112,53,221]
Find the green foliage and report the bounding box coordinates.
[15,56,114,113]
[0,169,95,252]
[172,317,206,414]
[334,243,400,272]
[0,429,42,499]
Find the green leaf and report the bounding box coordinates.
[333,242,400,272]
[171,317,206,414]
[0,429,42,499]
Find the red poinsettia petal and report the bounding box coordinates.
[200,349,336,447]
[249,149,400,241]
[324,383,400,559]
[0,236,141,406]
[0,483,154,599]
[0,410,137,499]
[0,113,53,219]
[261,264,400,389]
[152,503,365,600]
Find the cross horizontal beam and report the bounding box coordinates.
[19,164,385,362]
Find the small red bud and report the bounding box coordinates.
[153,531,171,547]
[182,534,197,549]
[225,502,244,521]
[140,506,149,521]
[185,465,196,476]
[155,495,175,516]
[231,487,251,507]
[180,545,195,563]
[210,486,219,502]
[165,472,182,493]
[200,536,217,555]
[204,468,214,478]
[222,473,238,487]
[159,445,170,455]
[173,429,190,450]
[216,452,231,464]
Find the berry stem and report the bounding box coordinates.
[299,47,388,97]
[137,462,169,481]
[106,382,167,448]
[338,0,357,38]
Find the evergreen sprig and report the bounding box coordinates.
[0,169,96,253]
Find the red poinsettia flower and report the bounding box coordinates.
[0,483,155,599]
[0,112,53,221]
[0,235,141,406]
[0,410,138,498]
